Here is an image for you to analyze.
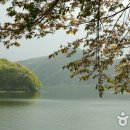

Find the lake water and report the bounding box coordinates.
[0,93,130,130]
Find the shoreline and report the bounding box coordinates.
[0,91,26,93]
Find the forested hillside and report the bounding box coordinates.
[0,59,41,93]
[19,50,121,99]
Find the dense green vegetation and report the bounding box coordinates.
[19,49,118,86]
[0,59,41,93]
[19,50,121,99]
[1,0,130,96]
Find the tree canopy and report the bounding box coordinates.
[0,0,130,97]
[0,59,41,93]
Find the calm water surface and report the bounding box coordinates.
[0,94,130,130]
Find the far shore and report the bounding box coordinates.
[0,91,26,93]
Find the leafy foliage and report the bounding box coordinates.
[0,0,130,97]
[0,59,41,93]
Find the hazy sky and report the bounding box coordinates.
[0,2,85,61]
[0,0,129,61]
[0,29,85,61]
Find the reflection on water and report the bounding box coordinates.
[0,92,41,107]
[0,92,130,130]
[1,91,130,130]
[0,91,41,99]
[0,98,129,130]
[0,100,33,107]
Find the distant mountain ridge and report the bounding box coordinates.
[18,50,126,99]
[18,50,85,86]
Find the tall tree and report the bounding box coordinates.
[0,0,130,97]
